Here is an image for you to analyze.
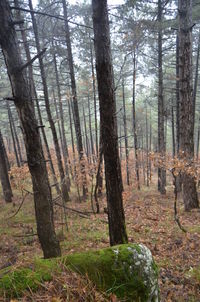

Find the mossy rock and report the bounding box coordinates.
[0,243,159,301]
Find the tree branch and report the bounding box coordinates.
[19,48,47,71]
[11,6,93,30]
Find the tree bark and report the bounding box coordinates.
[122,77,130,186]
[14,0,60,194]
[62,0,88,197]
[89,35,98,156]
[178,0,199,211]
[29,0,69,202]
[157,0,166,194]
[92,0,128,245]
[0,0,61,258]
[0,131,13,202]
[7,102,20,167]
[52,48,71,189]
[132,50,140,190]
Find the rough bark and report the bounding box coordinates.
[0,131,13,202]
[178,0,199,210]
[92,0,128,245]
[0,0,61,258]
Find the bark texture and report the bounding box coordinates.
[178,0,199,210]
[92,0,128,245]
[0,131,13,202]
[0,0,61,258]
[157,0,166,194]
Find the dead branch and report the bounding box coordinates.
[19,48,47,71]
[7,192,29,219]
[11,6,93,30]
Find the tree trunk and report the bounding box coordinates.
[8,105,23,165]
[132,50,140,190]
[62,0,88,198]
[52,49,71,189]
[145,101,149,187]
[87,93,95,161]
[0,0,61,258]
[122,77,130,186]
[178,0,199,211]
[92,0,128,246]
[7,102,20,167]
[157,0,166,194]
[89,35,98,155]
[29,0,69,202]
[0,131,13,202]
[172,105,176,158]
[14,1,60,194]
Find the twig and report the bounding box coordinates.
[14,233,37,237]
[7,192,29,219]
[54,202,92,216]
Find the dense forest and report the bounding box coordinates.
[0,0,200,301]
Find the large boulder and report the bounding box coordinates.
[0,243,159,301]
[65,243,159,302]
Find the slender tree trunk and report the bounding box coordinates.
[62,0,88,197]
[7,102,20,167]
[149,108,152,181]
[178,0,199,211]
[14,0,60,193]
[67,98,81,201]
[8,106,23,165]
[176,34,180,155]
[82,103,90,162]
[0,131,13,202]
[172,105,176,158]
[52,49,71,189]
[92,0,128,245]
[52,90,64,154]
[141,131,146,185]
[122,77,130,185]
[145,101,149,187]
[192,29,200,132]
[87,93,95,161]
[0,0,61,258]
[29,0,69,202]
[89,35,98,155]
[132,50,140,190]
[157,0,166,194]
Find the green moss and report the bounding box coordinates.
[63,244,156,301]
[0,244,159,302]
[0,258,56,298]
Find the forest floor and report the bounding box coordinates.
[0,183,200,301]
